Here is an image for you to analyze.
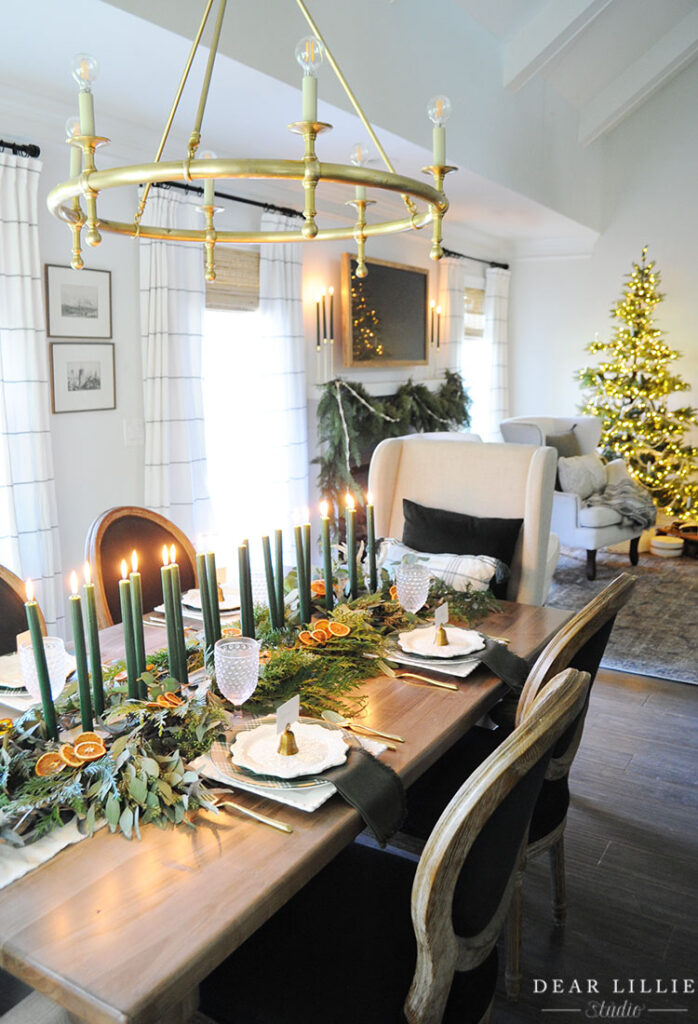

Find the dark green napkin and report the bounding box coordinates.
[323,746,406,847]
[478,638,530,694]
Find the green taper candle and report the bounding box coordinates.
[83,562,104,716]
[69,573,93,730]
[303,520,311,610]
[129,550,147,699]
[238,543,255,638]
[118,562,139,700]
[24,581,58,740]
[262,535,280,628]
[275,529,284,626]
[160,550,180,684]
[345,495,358,600]
[366,493,377,592]
[168,548,188,685]
[205,550,222,642]
[196,552,215,653]
[294,525,309,624]
[320,501,334,611]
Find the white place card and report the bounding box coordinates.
[15,630,31,652]
[276,694,300,735]
[435,602,449,629]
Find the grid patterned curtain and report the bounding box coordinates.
[0,153,64,632]
[438,256,466,372]
[139,189,213,540]
[481,266,511,442]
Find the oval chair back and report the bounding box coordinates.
[406,667,590,1023]
[84,507,197,628]
[0,564,47,656]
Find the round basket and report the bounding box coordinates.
[650,535,684,558]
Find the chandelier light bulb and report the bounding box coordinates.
[71,53,99,91]
[350,143,369,166]
[427,95,452,126]
[64,116,81,140]
[295,36,324,77]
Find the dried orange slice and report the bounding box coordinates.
[314,619,330,632]
[310,579,326,596]
[145,701,162,709]
[156,693,172,708]
[145,663,156,672]
[73,731,102,747]
[222,626,242,637]
[389,585,398,600]
[328,622,351,637]
[73,740,107,762]
[35,752,66,777]
[162,693,184,707]
[58,744,83,768]
[310,628,328,644]
[114,670,128,683]
[298,630,317,646]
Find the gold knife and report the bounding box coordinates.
[395,671,459,692]
[214,798,293,834]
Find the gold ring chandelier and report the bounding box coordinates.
[47,0,455,280]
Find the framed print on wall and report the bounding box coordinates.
[50,342,116,414]
[45,264,112,338]
[341,253,428,367]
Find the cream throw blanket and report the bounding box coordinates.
[586,479,656,529]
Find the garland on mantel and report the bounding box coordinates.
[314,371,471,512]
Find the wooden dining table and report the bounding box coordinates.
[0,601,571,1024]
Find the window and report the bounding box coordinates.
[460,277,489,438]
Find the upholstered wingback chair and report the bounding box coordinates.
[500,416,644,579]
[368,434,559,605]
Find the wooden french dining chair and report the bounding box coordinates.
[0,563,46,656]
[84,506,197,628]
[199,668,590,1024]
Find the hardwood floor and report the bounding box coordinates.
[1,669,696,1022]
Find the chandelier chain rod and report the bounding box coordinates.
[188,0,228,159]
[294,0,417,217]
[135,0,216,227]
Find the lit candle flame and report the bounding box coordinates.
[84,561,91,585]
[328,285,334,296]
[120,560,128,580]
[70,571,78,595]
[345,493,355,511]
[131,550,138,573]
[436,305,442,315]
[366,491,374,505]
[170,544,176,564]
[429,299,436,310]
[162,545,169,567]
[25,579,34,603]
[320,500,329,517]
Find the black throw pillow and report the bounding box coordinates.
[402,498,523,598]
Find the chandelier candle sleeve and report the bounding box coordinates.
[24,582,58,741]
[345,495,358,600]
[129,551,147,689]
[160,550,180,683]
[195,552,215,653]
[238,543,255,639]
[69,574,93,731]
[294,525,310,624]
[82,563,104,717]
[118,563,140,700]
[168,549,189,685]
[320,501,334,611]
[205,550,222,642]
[366,494,377,592]
[65,117,81,179]
[275,529,285,625]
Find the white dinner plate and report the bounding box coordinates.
[397,626,486,660]
[181,587,238,612]
[230,718,348,779]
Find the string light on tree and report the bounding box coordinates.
[578,246,698,514]
[350,268,384,361]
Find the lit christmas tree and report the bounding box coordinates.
[351,271,386,361]
[578,246,698,515]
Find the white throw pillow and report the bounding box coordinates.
[374,539,504,592]
[557,453,607,500]
[605,458,632,486]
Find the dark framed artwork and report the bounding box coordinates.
[45,264,112,339]
[341,253,428,367]
[50,342,116,414]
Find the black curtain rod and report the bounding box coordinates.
[0,139,41,158]
[442,246,509,271]
[152,179,304,221]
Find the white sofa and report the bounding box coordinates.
[368,433,559,605]
[500,416,644,579]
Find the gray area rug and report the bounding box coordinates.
[545,548,697,685]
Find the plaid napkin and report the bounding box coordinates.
[323,746,406,847]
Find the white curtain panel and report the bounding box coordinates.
[0,153,64,633]
[437,256,466,373]
[482,266,511,442]
[255,210,309,524]
[139,188,213,539]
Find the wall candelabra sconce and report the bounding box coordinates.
[429,299,442,348]
[316,286,335,382]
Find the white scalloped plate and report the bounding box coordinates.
[230,720,349,779]
[397,626,486,660]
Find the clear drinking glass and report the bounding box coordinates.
[395,562,431,614]
[214,637,260,710]
[19,637,68,701]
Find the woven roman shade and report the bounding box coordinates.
[205,248,260,311]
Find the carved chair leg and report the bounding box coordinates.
[504,868,524,1001]
[550,837,567,925]
[586,550,597,580]
[629,535,640,566]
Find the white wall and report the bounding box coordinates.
[509,59,698,437]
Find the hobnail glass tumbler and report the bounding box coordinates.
[395,562,431,614]
[214,637,260,709]
[19,637,68,701]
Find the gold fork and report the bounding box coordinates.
[395,671,459,692]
